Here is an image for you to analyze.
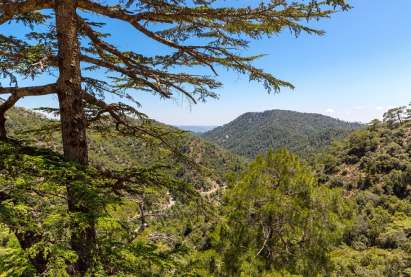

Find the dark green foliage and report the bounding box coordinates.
[318,117,411,199]
[4,103,411,276]
[1,0,360,275]
[0,139,203,275]
[383,106,407,128]
[203,109,362,159]
[0,108,244,275]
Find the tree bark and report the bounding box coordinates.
[15,231,48,274]
[55,0,88,165]
[55,1,95,275]
[0,113,6,139]
[0,94,20,140]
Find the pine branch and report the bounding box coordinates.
[80,54,173,98]
[83,91,197,168]
[0,0,53,25]
[77,0,297,92]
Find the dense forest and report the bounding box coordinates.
[1,0,410,276]
[1,105,411,276]
[4,107,244,192]
[203,110,362,159]
[0,107,246,276]
[315,105,411,276]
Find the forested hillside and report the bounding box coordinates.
[3,105,411,276]
[0,108,245,275]
[4,0,410,275]
[0,133,349,276]
[0,0,358,274]
[6,107,244,192]
[203,109,362,159]
[316,107,411,276]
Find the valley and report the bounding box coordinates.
[1,2,410,275]
[2,105,411,276]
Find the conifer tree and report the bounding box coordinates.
[211,149,349,276]
[384,106,406,127]
[0,0,350,158]
[0,0,349,275]
[405,102,411,122]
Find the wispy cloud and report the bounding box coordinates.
[325,108,335,114]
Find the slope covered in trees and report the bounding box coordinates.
[5,107,244,192]
[0,139,207,275]
[0,136,350,276]
[3,105,411,276]
[0,108,245,275]
[316,106,411,276]
[0,0,352,274]
[203,109,362,159]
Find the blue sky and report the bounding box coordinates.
[7,0,411,125]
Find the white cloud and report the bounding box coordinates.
[376,106,384,110]
[325,108,335,114]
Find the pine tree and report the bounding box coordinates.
[211,149,350,276]
[384,106,406,128]
[0,0,350,275]
[405,102,411,123]
[0,0,350,154]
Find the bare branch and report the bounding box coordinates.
[0,93,20,113]
[0,83,57,97]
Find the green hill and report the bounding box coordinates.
[317,119,411,276]
[5,107,244,192]
[202,109,362,159]
[0,107,249,275]
[3,106,411,276]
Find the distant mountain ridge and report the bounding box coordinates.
[202,109,363,159]
[177,125,217,133]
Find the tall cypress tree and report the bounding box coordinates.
[0,0,350,275]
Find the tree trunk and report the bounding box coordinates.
[0,193,48,273]
[15,231,48,274]
[55,0,88,165]
[0,113,6,139]
[55,1,95,275]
